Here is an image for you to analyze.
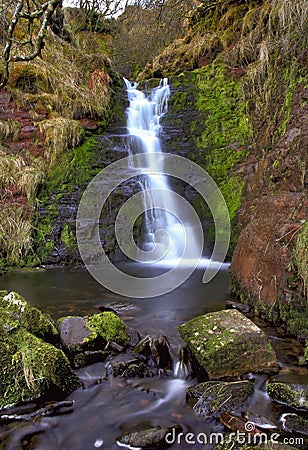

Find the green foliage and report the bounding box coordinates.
[42,136,100,198]
[293,221,308,300]
[61,224,76,253]
[194,63,252,251]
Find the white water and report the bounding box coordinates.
[124,79,201,265]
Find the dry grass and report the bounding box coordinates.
[0,150,45,201]
[0,120,21,141]
[0,206,32,262]
[39,117,84,164]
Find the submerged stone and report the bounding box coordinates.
[179,310,278,379]
[187,380,254,419]
[267,382,308,410]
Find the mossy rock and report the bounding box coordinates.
[0,291,58,342]
[187,380,254,419]
[282,413,308,436]
[0,327,78,409]
[267,382,308,410]
[59,311,130,352]
[179,310,278,379]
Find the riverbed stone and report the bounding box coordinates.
[178,310,278,379]
[281,413,308,436]
[117,424,182,449]
[187,380,254,419]
[267,382,308,410]
[58,311,130,351]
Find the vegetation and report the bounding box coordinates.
[293,222,308,300]
[0,291,78,408]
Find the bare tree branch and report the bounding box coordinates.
[0,0,61,89]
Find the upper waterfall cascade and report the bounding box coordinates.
[124,78,202,266]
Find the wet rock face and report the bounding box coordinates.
[179,309,278,379]
[230,192,305,305]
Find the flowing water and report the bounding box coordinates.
[0,80,307,449]
[123,78,201,265]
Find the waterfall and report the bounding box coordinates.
[124,78,201,265]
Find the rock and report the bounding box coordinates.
[0,327,79,408]
[0,291,58,342]
[178,310,278,379]
[58,316,92,350]
[225,300,250,314]
[108,356,155,378]
[267,382,308,410]
[281,413,308,436]
[243,411,277,430]
[59,311,130,352]
[219,411,263,435]
[133,335,173,371]
[117,424,182,449]
[187,380,254,419]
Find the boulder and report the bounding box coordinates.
[281,413,308,436]
[178,310,278,379]
[267,382,308,410]
[0,327,78,408]
[58,311,130,351]
[187,380,254,419]
[0,291,78,408]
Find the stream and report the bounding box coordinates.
[0,266,307,449]
[0,80,307,449]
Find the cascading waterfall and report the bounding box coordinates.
[124,78,201,265]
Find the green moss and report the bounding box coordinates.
[41,136,101,198]
[293,221,308,300]
[267,382,308,408]
[85,312,130,346]
[179,310,277,379]
[61,223,76,253]
[193,63,252,252]
[0,328,78,408]
[0,291,58,342]
[277,63,296,137]
[278,302,308,341]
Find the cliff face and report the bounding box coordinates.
[141,0,308,341]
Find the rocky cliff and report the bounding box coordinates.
[139,0,307,345]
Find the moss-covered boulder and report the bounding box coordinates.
[0,327,78,409]
[267,382,308,410]
[59,311,130,351]
[179,310,278,379]
[187,380,254,419]
[0,290,58,342]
